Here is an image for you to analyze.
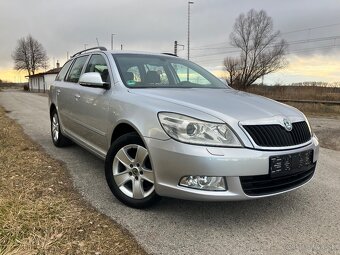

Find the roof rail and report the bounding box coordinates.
[162,52,178,57]
[71,46,107,58]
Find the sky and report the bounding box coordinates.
[1,0,340,84]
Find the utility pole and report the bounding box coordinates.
[187,1,194,60]
[174,41,178,56]
[111,33,117,50]
[174,41,185,56]
[187,1,194,81]
[121,44,123,50]
[96,38,100,46]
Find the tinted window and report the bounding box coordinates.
[126,66,141,83]
[144,64,169,85]
[171,63,210,85]
[66,56,88,83]
[55,60,73,81]
[113,54,227,88]
[85,54,110,83]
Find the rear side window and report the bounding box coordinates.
[85,54,111,83]
[66,56,88,83]
[55,60,73,81]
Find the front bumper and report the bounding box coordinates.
[144,135,319,201]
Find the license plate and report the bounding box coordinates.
[269,150,313,177]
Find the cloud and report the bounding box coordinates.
[280,53,340,81]
[1,0,340,82]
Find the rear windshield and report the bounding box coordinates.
[113,54,228,89]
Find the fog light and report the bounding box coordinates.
[179,176,226,191]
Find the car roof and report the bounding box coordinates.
[70,48,178,60]
[110,50,175,56]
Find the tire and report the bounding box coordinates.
[105,132,160,208]
[50,109,72,147]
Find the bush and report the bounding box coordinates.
[23,84,29,91]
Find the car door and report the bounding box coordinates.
[73,53,112,154]
[54,59,73,129]
[58,55,89,136]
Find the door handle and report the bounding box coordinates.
[74,94,81,100]
[56,89,61,95]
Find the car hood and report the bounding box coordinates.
[129,88,304,122]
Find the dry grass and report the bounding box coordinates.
[0,107,147,255]
[243,85,340,116]
[284,102,340,117]
[245,85,340,101]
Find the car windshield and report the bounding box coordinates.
[113,54,228,89]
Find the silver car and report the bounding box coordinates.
[49,47,319,208]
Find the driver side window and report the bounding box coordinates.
[85,54,111,84]
[66,56,88,83]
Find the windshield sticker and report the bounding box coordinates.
[127,80,136,86]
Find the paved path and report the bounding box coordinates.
[1,91,339,255]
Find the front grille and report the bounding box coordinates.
[243,121,311,147]
[240,164,315,196]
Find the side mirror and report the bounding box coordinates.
[79,72,109,88]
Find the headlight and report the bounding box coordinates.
[158,112,242,147]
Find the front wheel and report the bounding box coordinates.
[105,132,160,208]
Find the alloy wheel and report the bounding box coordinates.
[52,113,59,142]
[112,144,154,199]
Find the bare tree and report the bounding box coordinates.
[224,9,287,89]
[224,57,241,87]
[12,35,48,76]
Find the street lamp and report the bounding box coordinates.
[187,1,194,60]
[111,33,117,50]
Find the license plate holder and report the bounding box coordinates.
[269,150,313,178]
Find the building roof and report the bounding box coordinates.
[44,67,62,74]
[26,67,62,78]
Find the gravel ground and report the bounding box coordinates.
[0,91,339,255]
[309,116,340,151]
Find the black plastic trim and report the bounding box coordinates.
[240,163,316,196]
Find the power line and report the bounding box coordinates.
[191,41,230,50]
[282,22,340,35]
[288,43,340,54]
[194,44,340,65]
[192,34,340,53]
[191,21,340,51]
[191,34,340,59]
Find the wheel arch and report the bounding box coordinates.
[50,103,57,119]
[105,123,161,208]
[110,122,144,146]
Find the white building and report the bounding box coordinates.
[27,64,61,92]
